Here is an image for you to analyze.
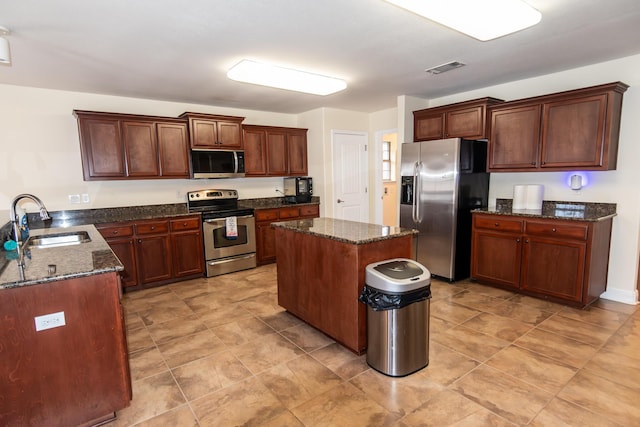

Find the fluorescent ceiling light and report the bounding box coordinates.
[227,60,347,96]
[384,0,542,41]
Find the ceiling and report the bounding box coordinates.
[1,0,640,114]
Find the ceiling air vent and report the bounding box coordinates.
[425,61,466,75]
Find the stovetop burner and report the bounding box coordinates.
[187,189,254,219]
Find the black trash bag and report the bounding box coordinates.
[358,285,431,311]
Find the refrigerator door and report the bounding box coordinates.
[416,138,460,279]
[399,142,421,230]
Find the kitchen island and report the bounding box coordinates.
[273,217,416,354]
[0,225,131,427]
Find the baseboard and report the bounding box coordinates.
[600,288,638,305]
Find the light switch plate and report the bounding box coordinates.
[34,311,66,331]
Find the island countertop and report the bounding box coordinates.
[0,225,123,290]
[271,217,417,245]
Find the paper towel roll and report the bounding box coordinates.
[513,185,527,210]
[525,184,544,210]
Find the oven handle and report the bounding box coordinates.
[207,254,255,265]
[204,215,254,224]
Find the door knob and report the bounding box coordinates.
[337,199,344,203]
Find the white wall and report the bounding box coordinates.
[398,53,640,305]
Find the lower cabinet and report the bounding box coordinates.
[98,215,204,289]
[471,213,613,306]
[255,204,320,265]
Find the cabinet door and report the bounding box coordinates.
[287,129,308,175]
[521,236,586,302]
[243,127,268,176]
[122,121,159,177]
[471,230,522,289]
[445,106,484,139]
[136,235,172,284]
[256,222,277,264]
[171,231,204,277]
[414,112,444,141]
[78,117,126,179]
[488,105,541,170]
[217,121,243,149]
[266,130,288,176]
[106,238,138,287]
[541,94,607,169]
[157,122,189,177]
[190,119,218,149]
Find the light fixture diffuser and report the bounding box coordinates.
[384,0,542,41]
[0,26,10,64]
[227,60,347,96]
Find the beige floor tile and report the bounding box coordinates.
[291,382,399,426]
[126,325,155,353]
[419,342,480,386]
[600,320,640,360]
[558,369,640,425]
[461,312,533,342]
[449,290,509,312]
[506,293,566,313]
[257,410,305,427]
[590,298,638,315]
[258,354,343,409]
[451,365,553,425]
[260,310,303,331]
[431,325,510,362]
[231,331,305,374]
[461,282,515,299]
[530,397,624,427]
[514,328,598,368]
[166,277,211,299]
[113,371,185,426]
[171,350,252,401]
[484,300,555,325]
[145,313,208,344]
[138,300,195,326]
[194,301,254,328]
[486,345,577,393]
[557,305,630,331]
[128,346,168,381]
[449,409,517,426]
[240,292,286,317]
[583,346,640,389]
[429,281,467,300]
[350,369,444,418]
[396,389,493,427]
[429,300,481,324]
[211,315,275,346]
[280,322,335,352]
[156,330,227,368]
[537,313,614,346]
[311,342,370,380]
[124,311,145,331]
[428,315,458,341]
[132,404,199,427]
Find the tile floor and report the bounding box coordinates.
[113,264,640,426]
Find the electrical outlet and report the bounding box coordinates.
[68,194,81,204]
[34,311,66,331]
[81,193,90,203]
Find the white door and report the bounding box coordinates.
[332,130,369,222]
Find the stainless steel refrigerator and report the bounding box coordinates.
[400,138,489,281]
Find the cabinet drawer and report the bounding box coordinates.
[97,224,134,238]
[279,207,301,219]
[135,220,169,235]
[474,216,523,233]
[255,209,279,221]
[525,221,588,240]
[299,204,319,217]
[170,216,200,231]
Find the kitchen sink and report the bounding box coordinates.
[26,231,92,249]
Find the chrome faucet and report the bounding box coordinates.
[10,194,51,247]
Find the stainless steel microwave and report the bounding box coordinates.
[190,150,245,179]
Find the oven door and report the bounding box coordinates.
[203,214,256,260]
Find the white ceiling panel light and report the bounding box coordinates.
[227,60,347,96]
[383,0,542,41]
[0,26,11,64]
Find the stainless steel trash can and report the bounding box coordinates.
[361,258,431,377]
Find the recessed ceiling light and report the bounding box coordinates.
[383,0,542,41]
[227,60,347,96]
[425,61,466,75]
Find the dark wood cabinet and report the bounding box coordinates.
[413,97,503,141]
[487,82,628,172]
[98,215,204,289]
[180,112,244,149]
[0,272,131,426]
[471,213,613,306]
[243,125,309,176]
[255,204,319,265]
[74,111,190,180]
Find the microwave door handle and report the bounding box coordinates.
[233,151,239,173]
[204,215,254,224]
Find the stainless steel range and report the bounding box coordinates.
[187,189,256,277]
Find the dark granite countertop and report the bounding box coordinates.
[473,199,617,222]
[0,225,123,290]
[239,196,320,210]
[271,217,417,245]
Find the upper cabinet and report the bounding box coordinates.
[242,125,308,177]
[74,111,189,180]
[413,97,504,141]
[487,82,628,172]
[179,112,244,149]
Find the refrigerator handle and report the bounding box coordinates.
[413,161,421,224]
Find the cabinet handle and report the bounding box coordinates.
[541,161,546,165]
[531,162,536,165]
[151,226,155,230]
[113,230,119,235]
[525,239,529,243]
[494,222,499,227]
[516,238,520,243]
[137,239,142,244]
[183,222,188,227]
[552,228,557,232]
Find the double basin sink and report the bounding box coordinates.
[26,230,92,249]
